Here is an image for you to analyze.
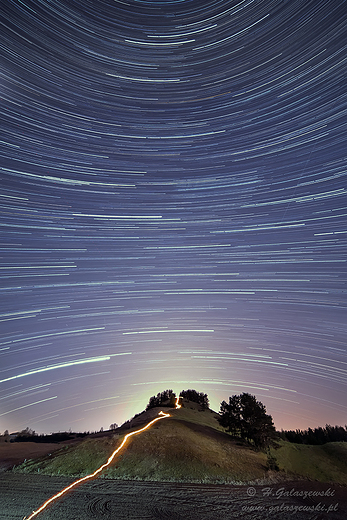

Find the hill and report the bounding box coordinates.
[11,400,347,485]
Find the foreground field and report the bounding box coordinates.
[1,473,346,520]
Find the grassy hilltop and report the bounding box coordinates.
[12,400,347,485]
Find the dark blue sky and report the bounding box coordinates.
[0,0,346,434]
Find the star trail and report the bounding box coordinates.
[0,0,346,434]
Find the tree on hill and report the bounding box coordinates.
[179,389,209,409]
[218,393,276,449]
[146,389,176,410]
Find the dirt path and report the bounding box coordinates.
[0,473,346,520]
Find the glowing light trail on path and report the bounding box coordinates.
[24,396,181,519]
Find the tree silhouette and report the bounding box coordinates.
[146,389,176,410]
[218,393,276,448]
[179,389,209,409]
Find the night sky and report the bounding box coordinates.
[1,0,346,436]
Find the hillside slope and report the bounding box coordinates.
[12,402,347,485]
[274,440,347,485]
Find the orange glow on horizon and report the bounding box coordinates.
[24,395,181,519]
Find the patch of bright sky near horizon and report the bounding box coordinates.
[0,0,346,434]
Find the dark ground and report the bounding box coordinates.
[0,473,346,520]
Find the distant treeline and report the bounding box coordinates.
[13,432,89,443]
[280,424,347,445]
[1,427,91,443]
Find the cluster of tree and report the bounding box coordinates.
[218,393,276,449]
[280,424,347,445]
[146,389,176,410]
[179,389,209,409]
[146,388,210,411]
